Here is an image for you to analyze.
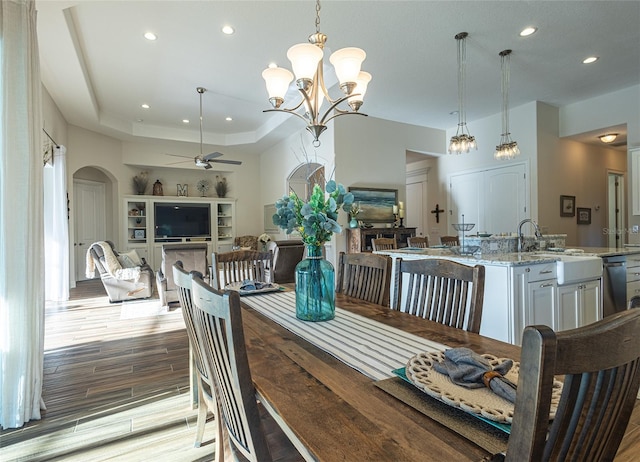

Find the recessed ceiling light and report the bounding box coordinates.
[143,32,157,41]
[599,133,618,143]
[449,110,459,116]
[141,104,150,109]
[222,25,234,35]
[519,27,537,37]
[136,119,144,123]
[583,56,599,64]
[182,119,190,124]
[268,62,278,69]
[225,117,233,121]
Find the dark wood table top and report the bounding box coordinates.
[241,291,521,461]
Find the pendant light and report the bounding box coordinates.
[494,49,520,160]
[448,32,477,155]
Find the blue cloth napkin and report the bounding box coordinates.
[239,280,273,291]
[433,347,517,403]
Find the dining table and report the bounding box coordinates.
[238,287,522,462]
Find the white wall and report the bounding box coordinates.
[333,116,444,256]
[435,101,538,236]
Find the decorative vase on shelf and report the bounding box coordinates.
[295,244,335,322]
[349,218,359,228]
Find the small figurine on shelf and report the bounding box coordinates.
[152,179,163,196]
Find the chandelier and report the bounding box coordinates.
[261,0,371,146]
[494,49,520,160]
[448,32,477,155]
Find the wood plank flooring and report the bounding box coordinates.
[1,280,639,461]
[0,280,216,462]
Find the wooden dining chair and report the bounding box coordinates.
[211,249,273,290]
[336,251,393,306]
[371,237,397,251]
[172,261,221,451]
[190,275,304,462]
[488,309,640,461]
[391,258,485,333]
[439,235,460,247]
[407,236,429,248]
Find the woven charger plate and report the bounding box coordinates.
[406,351,563,424]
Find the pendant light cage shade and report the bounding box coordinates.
[261,0,370,146]
[448,32,477,155]
[494,49,520,160]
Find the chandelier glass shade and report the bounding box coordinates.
[494,49,520,160]
[262,0,370,146]
[448,32,477,155]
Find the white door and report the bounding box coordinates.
[449,164,527,235]
[449,172,483,232]
[406,181,425,237]
[484,164,527,234]
[74,180,106,281]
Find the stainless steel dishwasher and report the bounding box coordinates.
[602,255,627,317]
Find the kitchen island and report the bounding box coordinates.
[376,246,640,345]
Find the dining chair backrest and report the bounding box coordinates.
[211,250,273,290]
[190,275,273,462]
[440,235,460,247]
[407,236,429,248]
[371,237,397,251]
[391,258,485,333]
[171,261,221,451]
[503,309,640,461]
[336,251,393,306]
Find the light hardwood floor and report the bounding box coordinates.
[1,280,639,461]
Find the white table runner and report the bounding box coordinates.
[241,291,447,381]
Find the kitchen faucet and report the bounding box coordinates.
[518,218,543,252]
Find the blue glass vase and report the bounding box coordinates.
[295,245,335,321]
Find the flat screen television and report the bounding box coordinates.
[154,202,211,238]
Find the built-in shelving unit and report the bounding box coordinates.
[122,195,236,269]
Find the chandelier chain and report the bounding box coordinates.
[315,0,321,34]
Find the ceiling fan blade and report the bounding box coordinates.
[165,153,192,159]
[203,151,223,161]
[203,162,213,170]
[210,159,242,165]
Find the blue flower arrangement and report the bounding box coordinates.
[273,180,354,247]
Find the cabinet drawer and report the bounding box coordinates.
[526,263,557,282]
[627,255,640,270]
[627,265,640,283]
[628,281,640,302]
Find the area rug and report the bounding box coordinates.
[119,299,179,320]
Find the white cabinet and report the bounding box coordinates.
[511,262,557,344]
[557,279,601,331]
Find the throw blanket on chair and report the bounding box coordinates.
[86,241,141,281]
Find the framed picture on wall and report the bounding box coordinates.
[560,195,576,217]
[348,187,398,223]
[134,229,146,239]
[577,207,591,225]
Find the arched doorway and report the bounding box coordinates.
[72,167,117,283]
[287,162,325,200]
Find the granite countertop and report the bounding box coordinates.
[377,246,640,267]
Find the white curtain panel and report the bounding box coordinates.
[44,145,70,301]
[0,0,46,429]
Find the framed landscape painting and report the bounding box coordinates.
[348,187,398,223]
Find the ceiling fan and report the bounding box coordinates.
[165,87,242,169]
